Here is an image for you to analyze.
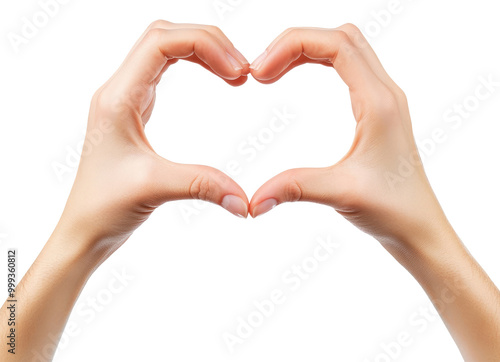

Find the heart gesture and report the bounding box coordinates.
[2,21,499,362]
[64,21,443,251]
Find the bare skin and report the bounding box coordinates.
[1,21,499,361]
[249,25,500,361]
[0,21,251,362]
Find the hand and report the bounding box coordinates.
[58,21,251,256]
[249,25,452,250]
[248,28,500,361]
[4,22,499,362]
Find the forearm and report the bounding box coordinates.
[383,224,500,361]
[0,225,100,361]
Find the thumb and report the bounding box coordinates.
[151,159,249,218]
[249,166,353,218]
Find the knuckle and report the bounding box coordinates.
[340,23,361,35]
[284,27,301,39]
[189,174,213,201]
[331,30,356,60]
[144,27,164,43]
[148,19,170,31]
[91,88,103,108]
[339,23,368,47]
[395,86,408,104]
[193,28,212,41]
[206,25,223,35]
[282,173,303,202]
[333,29,352,45]
[92,86,113,112]
[373,86,400,117]
[91,85,127,116]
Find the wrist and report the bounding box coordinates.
[380,219,469,286]
[46,220,112,279]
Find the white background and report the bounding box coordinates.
[1,0,500,361]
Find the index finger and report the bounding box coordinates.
[119,27,246,85]
[250,28,384,96]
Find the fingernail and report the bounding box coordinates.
[226,52,243,71]
[250,51,268,71]
[221,195,248,218]
[252,198,278,218]
[234,48,249,65]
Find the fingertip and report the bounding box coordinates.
[241,63,251,75]
[221,194,249,218]
[216,53,244,81]
[251,198,278,218]
[226,52,243,70]
[249,71,278,84]
[229,50,251,76]
[234,48,250,66]
[225,74,248,87]
[249,50,268,72]
[250,50,277,81]
[250,64,282,83]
